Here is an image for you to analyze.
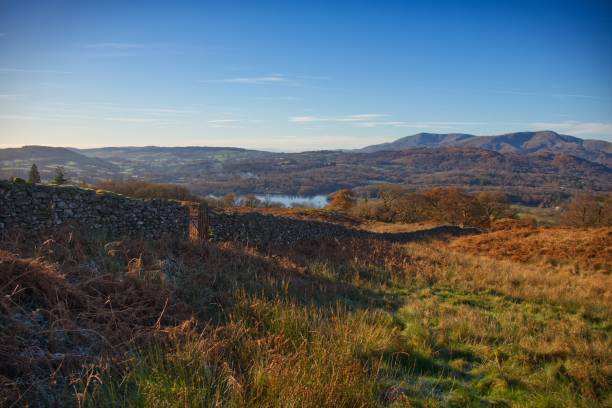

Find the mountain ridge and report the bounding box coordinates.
[360,130,612,166]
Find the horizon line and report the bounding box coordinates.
[0,129,609,152]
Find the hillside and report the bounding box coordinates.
[2,223,610,406]
[0,145,119,181]
[1,140,611,196]
[447,226,612,272]
[212,147,611,195]
[361,131,612,166]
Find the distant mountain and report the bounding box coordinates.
[360,131,612,166]
[360,133,475,151]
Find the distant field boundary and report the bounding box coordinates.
[0,181,480,244]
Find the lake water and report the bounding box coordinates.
[254,194,329,208]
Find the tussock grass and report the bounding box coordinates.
[1,228,610,407]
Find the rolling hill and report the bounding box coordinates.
[0,145,119,181]
[1,133,611,196]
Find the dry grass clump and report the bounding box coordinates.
[86,297,393,407]
[0,234,191,406]
[447,226,612,273]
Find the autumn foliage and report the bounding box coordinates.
[562,193,612,227]
[350,185,512,228]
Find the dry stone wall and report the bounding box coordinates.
[0,180,189,239]
[0,180,480,244]
[208,210,369,245]
[208,210,480,246]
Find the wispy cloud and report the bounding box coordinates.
[296,75,331,80]
[257,96,300,101]
[208,119,240,123]
[105,117,178,125]
[493,90,602,100]
[0,67,72,74]
[290,114,389,123]
[0,102,199,127]
[0,94,18,99]
[530,121,612,137]
[290,116,324,123]
[419,121,486,126]
[100,104,196,125]
[207,119,246,128]
[0,114,62,121]
[551,94,601,100]
[351,121,470,129]
[291,116,487,129]
[201,73,331,87]
[341,114,389,121]
[129,107,195,117]
[201,73,299,86]
[80,42,173,58]
[224,74,292,85]
[7,103,197,125]
[97,105,197,117]
[84,42,146,49]
[352,121,430,128]
[0,33,6,37]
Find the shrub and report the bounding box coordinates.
[51,166,69,185]
[327,189,356,212]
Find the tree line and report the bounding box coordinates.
[329,185,512,228]
[329,184,612,228]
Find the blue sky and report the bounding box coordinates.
[1,0,611,150]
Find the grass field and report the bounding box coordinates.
[1,226,611,407]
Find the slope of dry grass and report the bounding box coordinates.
[447,227,612,273]
[1,227,610,407]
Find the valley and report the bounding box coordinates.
[1,131,611,200]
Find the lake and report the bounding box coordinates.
[254,194,329,208]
